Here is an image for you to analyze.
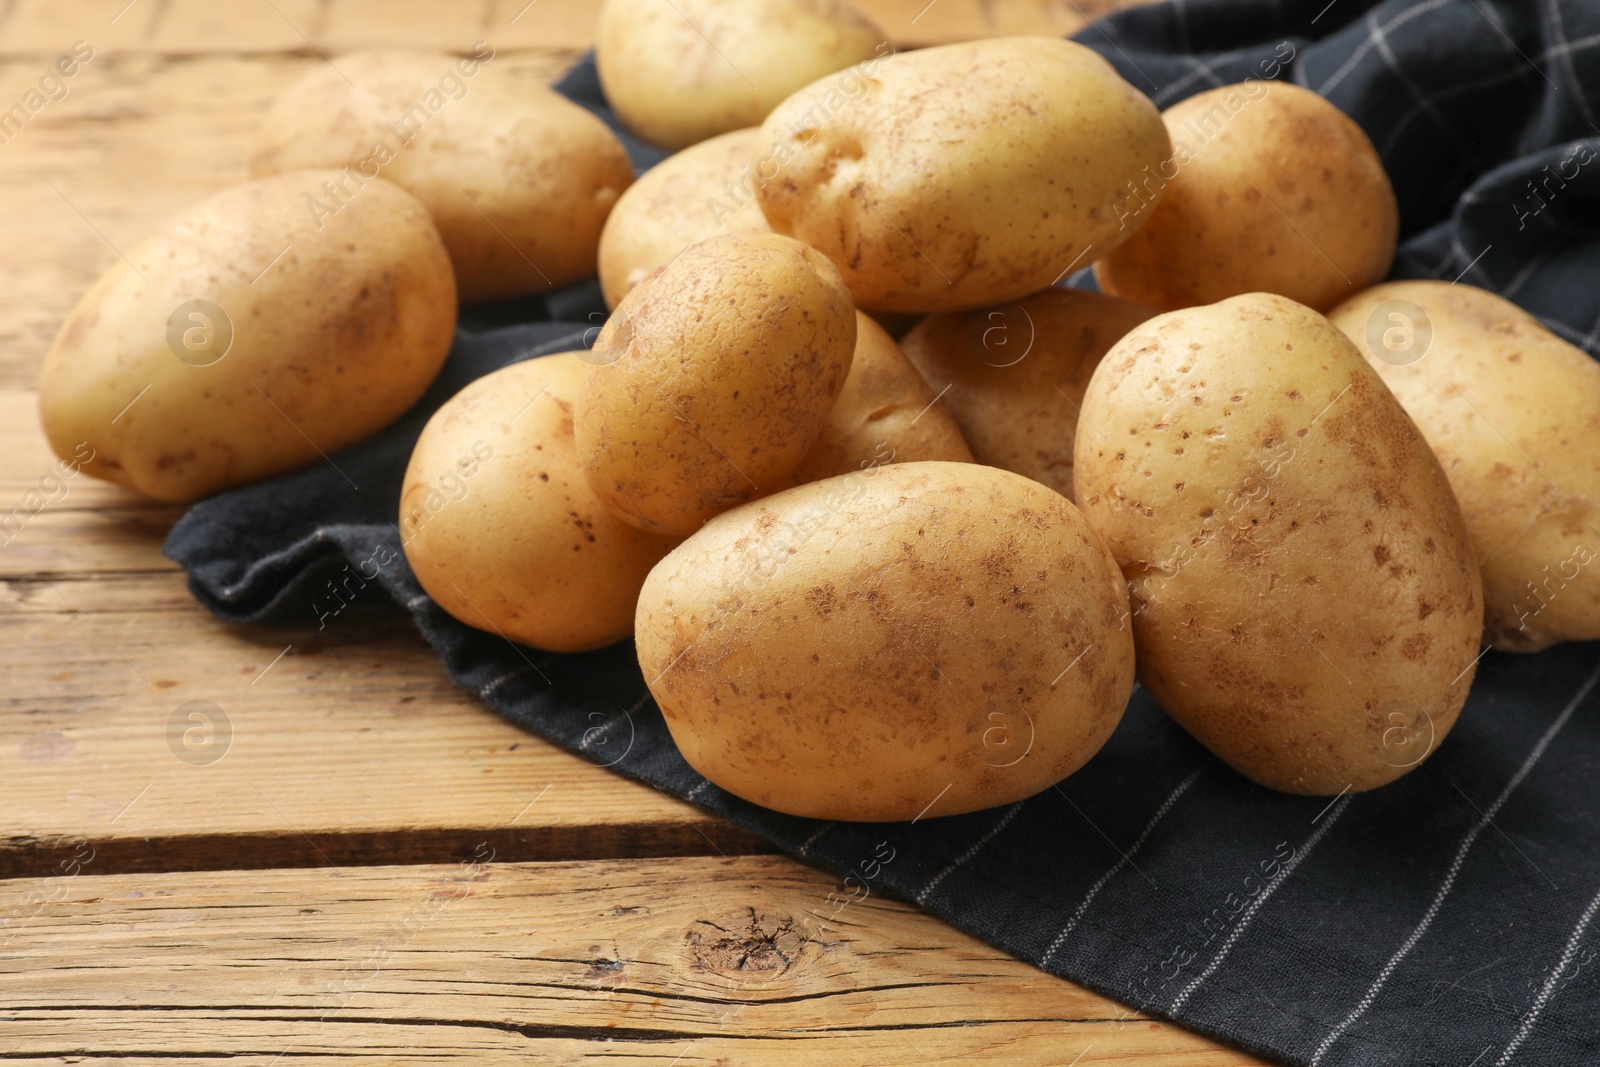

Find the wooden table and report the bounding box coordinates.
[1,2,1267,1062]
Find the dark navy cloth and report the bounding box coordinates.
[167,6,1600,1063]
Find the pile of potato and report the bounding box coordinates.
[38,0,1600,822]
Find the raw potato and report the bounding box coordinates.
[1095,82,1398,313]
[1329,281,1600,652]
[38,171,456,503]
[1074,293,1483,795]
[400,355,674,653]
[575,232,855,537]
[597,0,885,151]
[251,49,634,303]
[757,36,1170,313]
[636,461,1135,821]
[598,127,772,309]
[900,288,1154,500]
[790,311,973,484]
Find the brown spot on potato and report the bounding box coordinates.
[1402,633,1432,660]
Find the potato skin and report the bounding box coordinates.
[1329,281,1600,652]
[575,232,856,537]
[900,288,1154,500]
[400,354,674,653]
[756,36,1170,313]
[597,128,771,310]
[1074,293,1483,795]
[636,461,1135,821]
[1095,82,1398,313]
[38,171,456,503]
[597,0,884,151]
[251,50,633,303]
[790,311,972,483]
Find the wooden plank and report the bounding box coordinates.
[0,856,1264,1064]
[0,505,180,577]
[0,564,769,877]
[0,389,182,578]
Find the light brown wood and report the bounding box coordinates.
[0,856,1263,1064]
[0,495,764,876]
[0,3,1253,1063]
[0,576,772,875]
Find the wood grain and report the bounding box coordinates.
[0,855,1263,1064]
[0,532,768,879]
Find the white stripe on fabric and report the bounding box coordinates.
[1464,0,1600,118]
[1496,880,1600,1065]
[1370,7,1464,150]
[1310,662,1600,1066]
[1450,234,1495,286]
[1472,0,1517,44]
[528,329,593,358]
[1578,306,1600,355]
[1040,764,1207,968]
[1378,62,1533,158]
[1318,0,1454,97]
[577,693,651,754]
[479,663,534,700]
[1503,246,1556,299]
[915,800,1028,906]
[1544,0,1600,130]
[1548,30,1600,58]
[1536,315,1597,352]
[1154,49,1250,106]
[1169,793,1353,1013]
[797,822,834,857]
[1171,0,1193,54]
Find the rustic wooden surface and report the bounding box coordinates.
[2,857,1256,1064]
[0,1,1267,1063]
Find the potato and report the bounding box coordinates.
[1095,82,1397,313]
[597,0,885,151]
[251,49,634,303]
[635,461,1135,821]
[598,127,771,309]
[756,36,1170,314]
[900,288,1154,500]
[1074,293,1483,795]
[1329,281,1600,652]
[576,231,855,537]
[400,354,674,652]
[790,311,973,483]
[37,171,456,503]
